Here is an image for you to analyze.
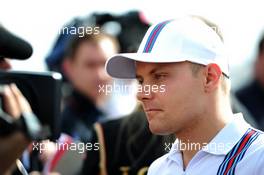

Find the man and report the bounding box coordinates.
[0,83,33,174]
[0,25,42,174]
[236,33,264,130]
[61,32,119,142]
[105,16,264,174]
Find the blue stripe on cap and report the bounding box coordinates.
[143,20,172,53]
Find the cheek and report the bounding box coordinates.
[74,66,95,81]
[161,81,200,116]
[72,69,94,88]
[162,82,190,104]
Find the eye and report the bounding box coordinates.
[154,73,167,80]
[136,77,143,85]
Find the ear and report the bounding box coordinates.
[62,58,73,79]
[203,63,222,93]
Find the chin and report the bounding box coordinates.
[148,123,170,135]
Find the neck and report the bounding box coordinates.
[176,99,233,170]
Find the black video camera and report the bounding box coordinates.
[0,70,62,140]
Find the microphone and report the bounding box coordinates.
[0,26,33,60]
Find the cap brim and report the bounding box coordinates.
[106,53,212,79]
[106,52,230,79]
[106,54,136,79]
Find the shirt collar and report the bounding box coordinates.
[202,113,250,155]
[168,113,251,160]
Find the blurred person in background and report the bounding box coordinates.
[235,33,264,131]
[0,25,43,175]
[60,32,119,143]
[39,16,121,175]
[0,82,34,175]
[45,11,148,120]
[44,11,148,143]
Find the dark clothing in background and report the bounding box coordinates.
[61,90,104,143]
[236,80,264,130]
[81,110,175,175]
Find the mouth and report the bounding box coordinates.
[144,109,163,120]
[145,109,163,112]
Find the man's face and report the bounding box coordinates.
[65,41,115,102]
[256,52,264,87]
[136,62,205,135]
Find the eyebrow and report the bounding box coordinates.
[136,65,169,79]
[135,75,142,80]
[149,67,161,75]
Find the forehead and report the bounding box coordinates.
[74,41,112,62]
[135,61,189,75]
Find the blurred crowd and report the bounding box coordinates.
[0,10,264,175]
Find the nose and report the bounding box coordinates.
[136,85,154,102]
[97,65,110,82]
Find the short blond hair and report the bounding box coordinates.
[191,15,224,42]
[189,62,230,94]
[188,16,230,94]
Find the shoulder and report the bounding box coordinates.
[147,153,169,175]
[243,130,264,173]
[100,117,124,130]
[247,129,264,155]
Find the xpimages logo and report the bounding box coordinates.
[98,82,166,95]
[59,26,100,37]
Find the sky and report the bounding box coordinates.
[0,0,264,88]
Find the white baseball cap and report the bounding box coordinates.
[106,17,229,78]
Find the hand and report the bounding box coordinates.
[39,140,57,164]
[0,83,32,119]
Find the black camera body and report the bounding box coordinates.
[0,70,62,140]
